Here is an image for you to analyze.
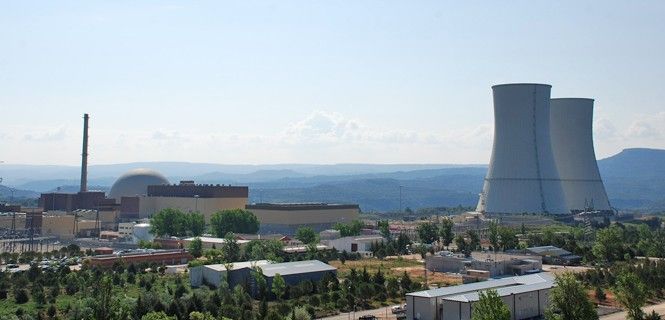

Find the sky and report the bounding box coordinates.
[1,1,664,166]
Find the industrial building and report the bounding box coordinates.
[246,203,359,234]
[190,260,336,298]
[549,98,611,213]
[477,83,611,215]
[114,177,248,220]
[323,234,385,257]
[406,273,555,320]
[425,252,542,278]
[87,249,193,268]
[182,236,250,250]
[189,260,271,288]
[260,260,337,297]
[525,246,581,265]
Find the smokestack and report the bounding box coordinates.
[80,113,89,193]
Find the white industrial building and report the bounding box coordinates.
[406,273,555,320]
[549,98,611,213]
[323,235,385,257]
[190,260,271,288]
[477,83,611,215]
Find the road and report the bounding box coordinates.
[318,306,400,320]
[600,301,665,320]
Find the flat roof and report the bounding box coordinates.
[260,260,336,277]
[407,273,554,298]
[184,237,251,244]
[527,246,572,257]
[443,280,555,302]
[204,260,271,272]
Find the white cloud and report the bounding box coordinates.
[22,127,67,142]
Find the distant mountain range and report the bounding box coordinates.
[1,148,664,212]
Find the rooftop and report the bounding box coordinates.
[407,273,554,298]
[260,260,336,277]
[527,246,573,257]
[184,237,251,245]
[203,260,271,272]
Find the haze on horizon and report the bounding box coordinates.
[2,1,664,166]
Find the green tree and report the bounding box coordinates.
[378,220,391,239]
[222,232,240,262]
[188,237,203,258]
[489,221,500,251]
[141,311,175,320]
[189,311,216,320]
[295,227,318,244]
[210,209,260,237]
[439,218,454,248]
[334,220,364,237]
[614,271,647,320]
[472,289,511,320]
[498,226,518,250]
[592,225,625,263]
[546,273,598,320]
[467,230,481,251]
[417,222,439,244]
[188,212,206,236]
[94,275,113,320]
[285,306,311,320]
[271,273,286,301]
[455,234,468,255]
[150,208,187,237]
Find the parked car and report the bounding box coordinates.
[391,305,406,314]
[358,316,377,320]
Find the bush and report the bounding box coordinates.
[14,288,29,304]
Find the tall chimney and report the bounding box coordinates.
[80,113,89,193]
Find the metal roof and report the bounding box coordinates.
[407,273,554,298]
[204,260,271,272]
[260,260,336,277]
[443,281,555,302]
[527,246,572,257]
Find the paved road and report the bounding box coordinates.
[600,302,665,320]
[318,306,400,320]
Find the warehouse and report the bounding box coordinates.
[425,252,542,278]
[261,260,337,297]
[526,246,581,265]
[246,203,359,234]
[189,260,271,288]
[406,273,554,320]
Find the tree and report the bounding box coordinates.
[188,237,203,258]
[472,289,511,320]
[271,273,286,301]
[467,230,481,251]
[455,234,468,255]
[546,273,598,320]
[210,209,260,237]
[489,221,500,251]
[334,220,364,237]
[94,276,113,320]
[141,311,175,320]
[417,222,439,244]
[592,225,625,263]
[295,227,318,245]
[498,226,518,250]
[150,208,187,237]
[439,219,454,248]
[189,311,216,320]
[222,232,240,262]
[614,271,647,320]
[188,212,206,236]
[378,220,391,239]
[285,306,311,320]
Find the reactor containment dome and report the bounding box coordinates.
[550,98,611,213]
[477,83,567,215]
[108,168,170,200]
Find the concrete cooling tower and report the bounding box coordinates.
[477,83,567,214]
[550,98,611,213]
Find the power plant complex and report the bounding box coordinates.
[477,83,611,215]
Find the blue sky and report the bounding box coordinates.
[1,1,664,165]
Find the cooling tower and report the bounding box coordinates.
[477,83,567,214]
[550,98,611,212]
